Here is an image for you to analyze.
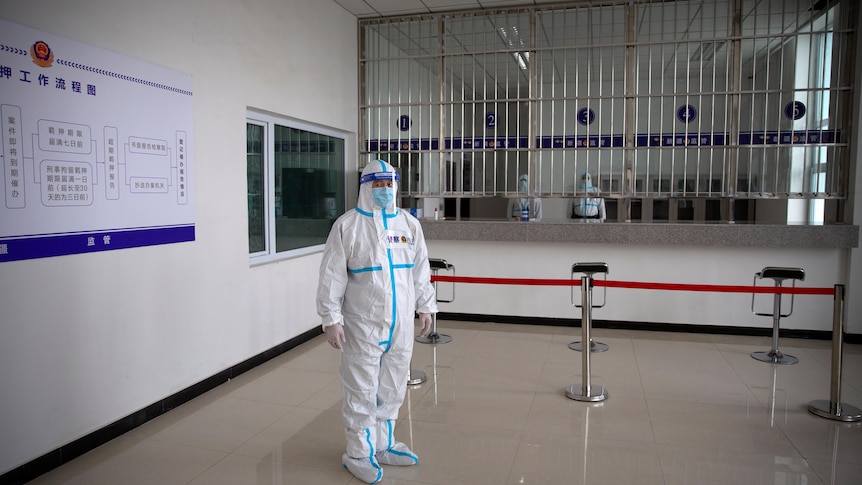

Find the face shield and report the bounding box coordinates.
[359,160,400,212]
[518,174,529,193]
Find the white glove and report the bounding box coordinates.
[325,323,345,350]
[418,313,433,337]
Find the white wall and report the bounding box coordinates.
[0,0,357,475]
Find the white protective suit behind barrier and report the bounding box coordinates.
[506,173,543,221]
[317,159,437,481]
[571,171,606,221]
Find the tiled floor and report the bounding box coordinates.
[29,321,862,484]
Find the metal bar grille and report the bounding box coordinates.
[359,0,853,221]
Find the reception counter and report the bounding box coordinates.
[419,219,860,335]
[420,219,859,248]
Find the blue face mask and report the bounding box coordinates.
[371,187,394,208]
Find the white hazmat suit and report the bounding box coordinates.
[317,160,437,484]
[571,171,606,221]
[506,173,543,221]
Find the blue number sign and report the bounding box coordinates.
[784,101,806,120]
[577,107,595,126]
[486,112,496,129]
[677,104,697,123]
[398,115,411,132]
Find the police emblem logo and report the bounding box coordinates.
[31,40,54,68]
[385,231,413,248]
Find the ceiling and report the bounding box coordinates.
[336,1,836,98]
[333,0,560,19]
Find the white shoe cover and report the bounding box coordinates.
[342,454,383,484]
[376,441,419,466]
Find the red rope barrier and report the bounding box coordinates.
[431,275,575,286]
[430,274,834,296]
[597,279,833,295]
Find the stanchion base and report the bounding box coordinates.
[751,350,798,365]
[807,400,862,422]
[568,341,609,353]
[407,369,426,386]
[416,333,453,344]
[565,384,608,402]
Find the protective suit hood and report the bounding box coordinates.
[518,173,529,193]
[581,171,594,190]
[358,160,399,214]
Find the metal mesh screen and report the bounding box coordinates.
[359,0,853,220]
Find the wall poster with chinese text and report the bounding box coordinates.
[0,18,195,263]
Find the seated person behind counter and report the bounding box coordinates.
[569,171,606,221]
[506,173,543,221]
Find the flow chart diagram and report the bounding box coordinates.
[0,18,195,262]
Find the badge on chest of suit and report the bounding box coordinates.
[385,230,414,249]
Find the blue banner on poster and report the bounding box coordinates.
[0,225,195,263]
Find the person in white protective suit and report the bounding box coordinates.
[506,173,543,221]
[317,159,437,484]
[570,171,606,221]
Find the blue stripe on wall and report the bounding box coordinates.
[0,225,195,263]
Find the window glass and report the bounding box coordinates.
[247,113,346,261]
[274,125,345,252]
[247,122,265,254]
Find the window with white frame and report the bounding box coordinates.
[247,111,346,262]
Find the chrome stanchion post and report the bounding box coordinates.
[407,367,426,386]
[568,339,609,353]
[416,258,454,345]
[751,267,803,365]
[808,285,862,422]
[569,263,608,353]
[566,262,608,402]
